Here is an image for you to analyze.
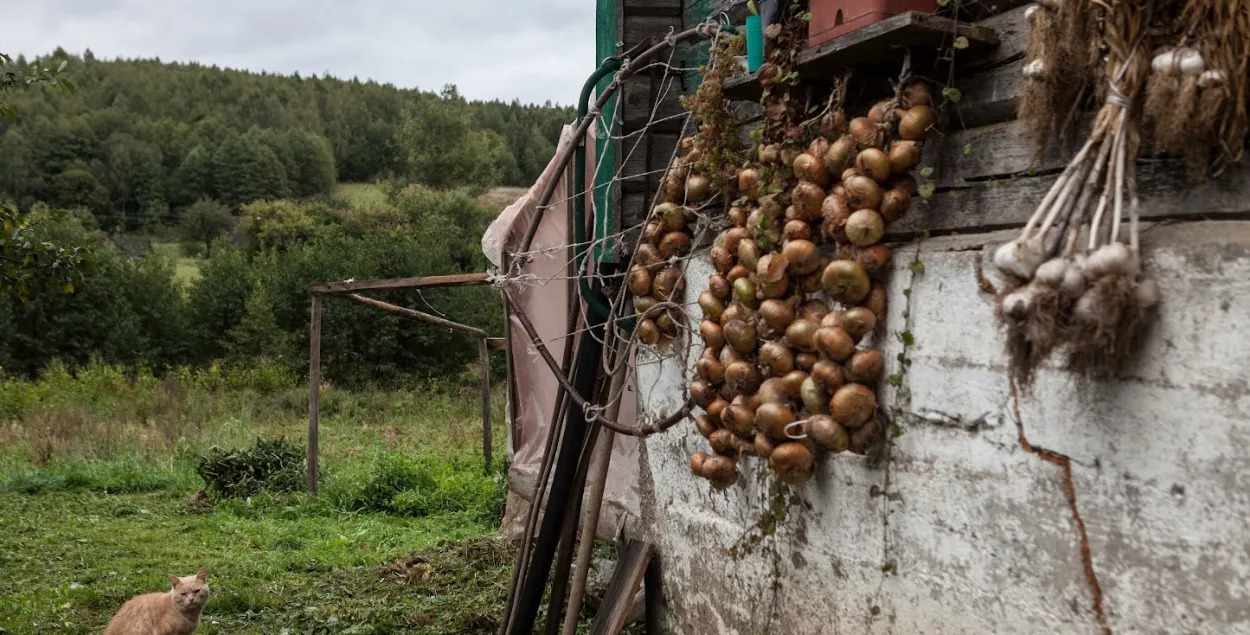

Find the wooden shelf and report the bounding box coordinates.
[722,11,1000,102]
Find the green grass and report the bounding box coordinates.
[151,242,202,285]
[335,183,388,207]
[0,362,518,634]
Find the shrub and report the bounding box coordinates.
[340,453,505,523]
[196,436,305,499]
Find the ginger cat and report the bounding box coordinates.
[102,568,210,635]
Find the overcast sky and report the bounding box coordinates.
[5,0,596,105]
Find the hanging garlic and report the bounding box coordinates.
[1034,258,1069,288]
[1177,48,1205,76]
[1023,59,1047,80]
[1085,243,1138,279]
[993,236,1046,280]
[1133,278,1160,309]
[1151,48,1178,73]
[1058,266,1087,300]
[1198,70,1225,89]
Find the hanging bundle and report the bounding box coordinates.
[995,0,1159,382]
[1142,0,1250,179]
[1017,0,1100,152]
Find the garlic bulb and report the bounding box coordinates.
[1198,70,1225,88]
[993,237,1046,280]
[1001,289,1034,321]
[1085,242,1138,278]
[1072,289,1103,323]
[1178,49,1205,76]
[1151,49,1177,73]
[1034,258,1069,288]
[1025,4,1038,22]
[1058,266,1087,300]
[1023,59,1047,79]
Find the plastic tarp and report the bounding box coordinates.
[482,123,640,541]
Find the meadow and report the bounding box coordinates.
[0,361,520,634]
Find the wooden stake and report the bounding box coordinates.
[480,336,493,473]
[307,294,322,495]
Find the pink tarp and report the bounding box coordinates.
[482,123,641,540]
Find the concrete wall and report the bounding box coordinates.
[634,222,1250,634]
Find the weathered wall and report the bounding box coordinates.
[636,223,1250,634]
[613,3,1250,633]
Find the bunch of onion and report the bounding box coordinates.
[630,137,712,348]
[993,89,1158,380]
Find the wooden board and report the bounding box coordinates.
[589,541,655,635]
[723,11,999,101]
[890,159,1250,238]
[307,272,491,295]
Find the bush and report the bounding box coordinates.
[340,453,505,523]
[196,436,305,499]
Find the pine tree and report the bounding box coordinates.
[223,280,292,362]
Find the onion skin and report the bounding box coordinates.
[738,237,761,271]
[732,277,760,309]
[880,189,912,223]
[754,433,777,458]
[842,306,877,339]
[831,384,876,429]
[784,319,820,353]
[862,282,887,316]
[690,452,708,476]
[855,148,892,183]
[811,360,846,392]
[719,303,751,327]
[635,243,663,273]
[628,267,652,296]
[706,398,729,425]
[758,377,789,405]
[783,239,822,276]
[722,404,757,438]
[857,244,892,275]
[821,110,850,138]
[845,209,885,247]
[792,181,826,220]
[739,168,761,200]
[759,340,796,376]
[888,141,922,174]
[760,299,797,332]
[797,300,830,323]
[807,415,850,452]
[690,380,716,409]
[700,320,725,350]
[781,370,807,397]
[899,105,936,141]
[822,260,872,305]
[695,414,718,439]
[702,455,739,489]
[846,349,885,383]
[849,417,883,455]
[795,352,818,372]
[824,135,857,176]
[659,232,692,258]
[821,310,846,330]
[793,153,830,187]
[784,219,813,242]
[850,117,884,148]
[727,264,750,284]
[696,354,726,385]
[642,221,665,246]
[755,402,797,439]
[800,376,830,414]
[903,81,932,107]
[656,203,687,232]
[652,268,685,302]
[638,319,661,345]
[698,291,725,322]
[711,246,735,274]
[708,274,731,300]
[821,193,852,243]
[815,326,856,362]
[769,443,815,485]
[843,175,883,211]
[685,173,711,202]
[723,319,758,354]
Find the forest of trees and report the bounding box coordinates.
[0,49,573,229]
[0,50,575,385]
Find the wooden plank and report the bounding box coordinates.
[891,159,1250,237]
[723,12,1000,101]
[622,74,685,132]
[589,541,655,635]
[307,294,321,495]
[623,0,682,17]
[338,293,490,339]
[307,272,491,295]
[955,4,1028,71]
[644,557,662,635]
[621,132,678,186]
[487,337,507,350]
[500,254,520,454]
[479,337,493,473]
[920,116,1092,189]
[949,0,1034,22]
[950,56,1023,128]
[623,16,683,50]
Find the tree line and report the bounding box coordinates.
[0,49,574,230]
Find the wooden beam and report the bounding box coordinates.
[337,293,490,339]
[479,337,493,474]
[306,272,491,295]
[589,541,655,635]
[307,294,322,495]
[723,11,1000,101]
[487,337,507,350]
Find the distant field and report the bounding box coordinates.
[335,183,527,213]
[334,182,389,206]
[150,242,202,285]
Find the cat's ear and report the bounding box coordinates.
[168,574,181,587]
[196,567,207,582]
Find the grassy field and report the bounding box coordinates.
[150,242,202,285]
[0,361,525,634]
